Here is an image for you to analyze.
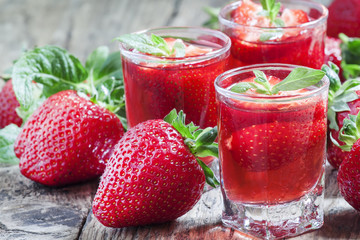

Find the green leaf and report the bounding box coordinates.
[163,109,219,187]
[12,45,88,110]
[259,31,283,42]
[253,69,271,93]
[85,46,109,80]
[260,0,282,24]
[202,6,221,30]
[196,158,220,188]
[0,124,21,165]
[271,67,325,93]
[230,82,256,93]
[322,62,341,92]
[115,33,172,57]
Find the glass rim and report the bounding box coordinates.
[118,26,231,64]
[218,0,328,31]
[214,63,329,103]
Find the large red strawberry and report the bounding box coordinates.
[0,79,22,128]
[92,110,219,228]
[324,63,360,169]
[14,90,124,186]
[334,113,360,211]
[327,0,360,38]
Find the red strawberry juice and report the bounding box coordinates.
[219,0,328,69]
[120,27,230,132]
[215,64,329,205]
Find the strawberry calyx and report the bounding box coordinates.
[230,67,325,95]
[331,111,360,151]
[164,109,219,188]
[324,62,360,131]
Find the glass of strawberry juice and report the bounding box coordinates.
[219,0,328,69]
[119,27,230,130]
[215,63,329,239]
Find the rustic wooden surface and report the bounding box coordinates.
[1,0,359,239]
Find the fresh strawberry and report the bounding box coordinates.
[327,0,360,38]
[14,90,124,186]
[324,63,360,169]
[338,139,360,211]
[92,110,219,228]
[333,113,360,211]
[0,79,22,128]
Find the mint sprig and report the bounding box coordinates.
[164,109,219,188]
[115,33,186,58]
[230,67,325,95]
[260,0,284,27]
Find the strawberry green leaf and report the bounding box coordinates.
[335,112,360,151]
[271,67,325,93]
[115,33,172,57]
[12,45,88,111]
[164,109,219,187]
[339,34,360,79]
[0,124,21,165]
[196,158,220,188]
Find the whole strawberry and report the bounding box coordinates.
[14,90,124,186]
[334,113,360,211]
[0,79,22,128]
[92,110,218,228]
[324,63,360,169]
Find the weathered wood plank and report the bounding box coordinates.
[79,165,360,239]
[0,165,98,240]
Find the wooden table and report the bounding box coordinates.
[1,0,359,239]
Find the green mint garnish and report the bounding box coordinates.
[115,33,186,58]
[339,33,360,80]
[259,0,285,41]
[260,0,284,26]
[230,67,326,95]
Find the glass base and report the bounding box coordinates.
[221,171,325,239]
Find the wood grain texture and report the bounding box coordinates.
[78,165,360,240]
[0,165,98,240]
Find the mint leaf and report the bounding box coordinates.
[271,67,325,93]
[253,69,272,93]
[0,124,21,165]
[260,0,282,25]
[230,82,257,93]
[12,45,88,111]
[339,34,360,79]
[115,33,172,57]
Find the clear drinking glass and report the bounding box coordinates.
[219,0,328,69]
[215,63,329,239]
[119,27,230,130]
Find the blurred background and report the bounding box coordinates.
[0,0,333,74]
